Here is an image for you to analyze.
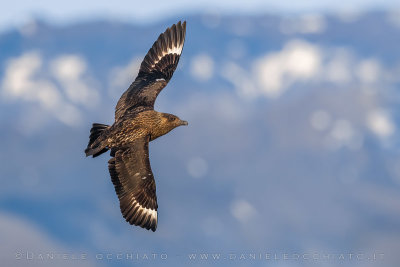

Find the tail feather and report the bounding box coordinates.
[85,123,109,157]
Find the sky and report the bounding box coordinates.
[1,2,400,266]
[1,0,400,31]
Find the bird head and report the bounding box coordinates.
[161,113,188,129]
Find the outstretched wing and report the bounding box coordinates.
[115,21,186,121]
[108,136,158,231]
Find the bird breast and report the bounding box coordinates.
[127,110,171,142]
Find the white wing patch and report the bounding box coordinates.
[151,44,183,68]
[168,46,183,56]
[131,198,157,224]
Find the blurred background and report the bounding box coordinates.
[1,0,400,266]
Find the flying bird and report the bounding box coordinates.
[85,21,187,232]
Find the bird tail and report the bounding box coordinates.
[85,123,110,158]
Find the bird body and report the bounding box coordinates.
[90,111,186,151]
[85,21,187,231]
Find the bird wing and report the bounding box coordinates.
[115,21,187,121]
[108,136,158,231]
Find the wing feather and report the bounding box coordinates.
[108,136,158,231]
[115,21,186,121]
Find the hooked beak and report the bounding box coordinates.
[180,120,188,126]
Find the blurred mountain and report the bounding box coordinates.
[1,11,400,267]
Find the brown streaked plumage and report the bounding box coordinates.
[84,21,187,232]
